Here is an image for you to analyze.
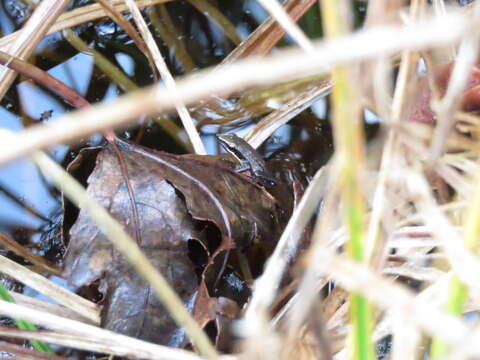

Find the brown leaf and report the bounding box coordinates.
[64,146,200,345]
[115,139,282,253]
[63,140,283,345]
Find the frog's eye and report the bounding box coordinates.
[267,179,277,187]
[260,177,277,188]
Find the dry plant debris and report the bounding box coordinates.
[1,1,480,360]
[63,140,283,346]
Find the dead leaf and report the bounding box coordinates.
[193,281,241,352]
[63,139,283,345]
[64,147,200,345]
[409,60,480,124]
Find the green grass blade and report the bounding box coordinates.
[0,283,53,354]
[320,1,375,359]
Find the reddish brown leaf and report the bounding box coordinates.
[409,60,480,124]
[193,281,240,351]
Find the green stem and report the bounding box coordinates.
[320,1,374,359]
[0,283,53,354]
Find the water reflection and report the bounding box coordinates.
[0,51,95,235]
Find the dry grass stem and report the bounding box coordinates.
[27,147,217,358]
[0,0,69,99]
[2,2,480,358]
[0,301,203,360]
[0,233,60,275]
[0,254,99,324]
[62,29,189,150]
[427,2,480,166]
[222,0,316,62]
[395,200,467,227]
[408,173,480,298]
[95,0,159,78]
[256,0,314,52]
[243,165,329,333]
[287,163,341,333]
[0,0,172,51]
[382,264,444,282]
[391,311,421,360]
[245,79,332,148]
[10,292,97,324]
[316,255,470,349]
[435,162,473,197]
[0,11,469,165]
[125,0,206,155]
[364,0,421,267]
[271,278,330,327]
[401,121,480,152]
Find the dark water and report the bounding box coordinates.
[0,0,380,357]
[0,0,348,248]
